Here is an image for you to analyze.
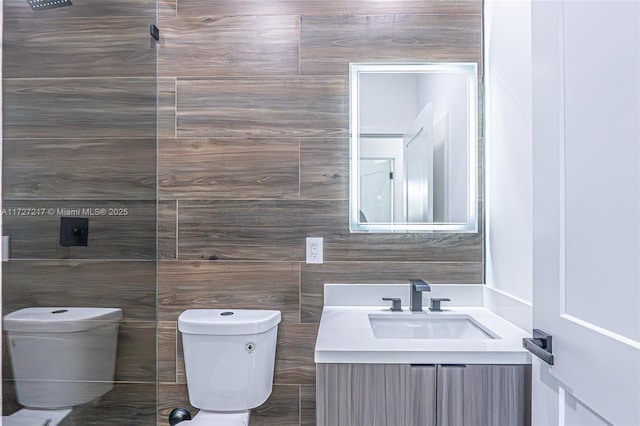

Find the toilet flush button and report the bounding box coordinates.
[245,342,256,352]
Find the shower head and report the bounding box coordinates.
[26,0,73,11]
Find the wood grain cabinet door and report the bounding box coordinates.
[317,363,437,426]
[437,365,531,426]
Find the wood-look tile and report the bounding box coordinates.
[159,0,177,17]
[2,200,156,260]
[159,15,299,78]
[329,229,484,263]
[274,323,319,385]
[159,200,177,260]
[177,200,482,262]
[3,138,155,200]
[4,0,155,20]
[300,14,482,76]
[158,321,177,383]
[4,17,155,78]
[158,77,177,138]
[300,262,483,323]
[300,137,348,200]
[158,261,300,322]
[173,0,481,17]
[157,383,196,425]
[60,383,157,426]
[159,138,299,199]
[300,385,317,426]
[176,78,347,138]
[157,384,299,426]
[176,200,342,261]
[2,380,22,416]
[2,260,155,321]
[3,2,486,425]
[250,384,300,426]
[115,321,156,382]
[4,78,156,139]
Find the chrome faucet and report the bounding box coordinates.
[409,279,431,312]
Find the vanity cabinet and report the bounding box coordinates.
[317,364,531,426]
[437,365,531,426]
[317,364,437,426]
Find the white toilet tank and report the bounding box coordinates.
[3,307,123,408]
[178,309,281,411]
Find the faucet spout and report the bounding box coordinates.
[409,279,431,312]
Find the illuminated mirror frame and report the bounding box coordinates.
[349,62,478,233]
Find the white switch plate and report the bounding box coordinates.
[306,237,323,264]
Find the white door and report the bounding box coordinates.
[359,158,394,223]
[404,103,433,222]
[530,1,640,425]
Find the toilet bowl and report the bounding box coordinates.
[175,309,281,426]
[2,307,123,426]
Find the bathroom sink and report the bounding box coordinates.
[368,314,496,339]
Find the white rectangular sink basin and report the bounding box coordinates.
[369,314,496,339]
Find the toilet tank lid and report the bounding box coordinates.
[3,307,123,333]
[178,309,281,335]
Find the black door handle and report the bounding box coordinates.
[523,329,554,365]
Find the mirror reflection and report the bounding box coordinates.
[350,63,478,232]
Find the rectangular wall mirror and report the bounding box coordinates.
[349,62,479,233]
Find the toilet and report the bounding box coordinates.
[2,307,123,426]
[176,309,281,425]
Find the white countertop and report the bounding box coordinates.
[315,306,532,364]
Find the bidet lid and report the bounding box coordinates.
[3,307,123,333]
[178,309,281,335]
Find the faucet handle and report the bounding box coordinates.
[382,297,403,312]
[429,298,451,312]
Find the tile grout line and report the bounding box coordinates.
[174,77,178,139]
[298,137,301,199]
[298,262,302,324]
[298,384,302,426]
[175,199,179,260]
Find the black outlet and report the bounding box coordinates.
[60,217,89,247]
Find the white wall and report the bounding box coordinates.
[419,73,469,222]
[359,73,419,134]
[484,0,533,329]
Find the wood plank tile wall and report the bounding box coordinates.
[3,0,482,424]
[157,1,483,425]
[2,0,158,424]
